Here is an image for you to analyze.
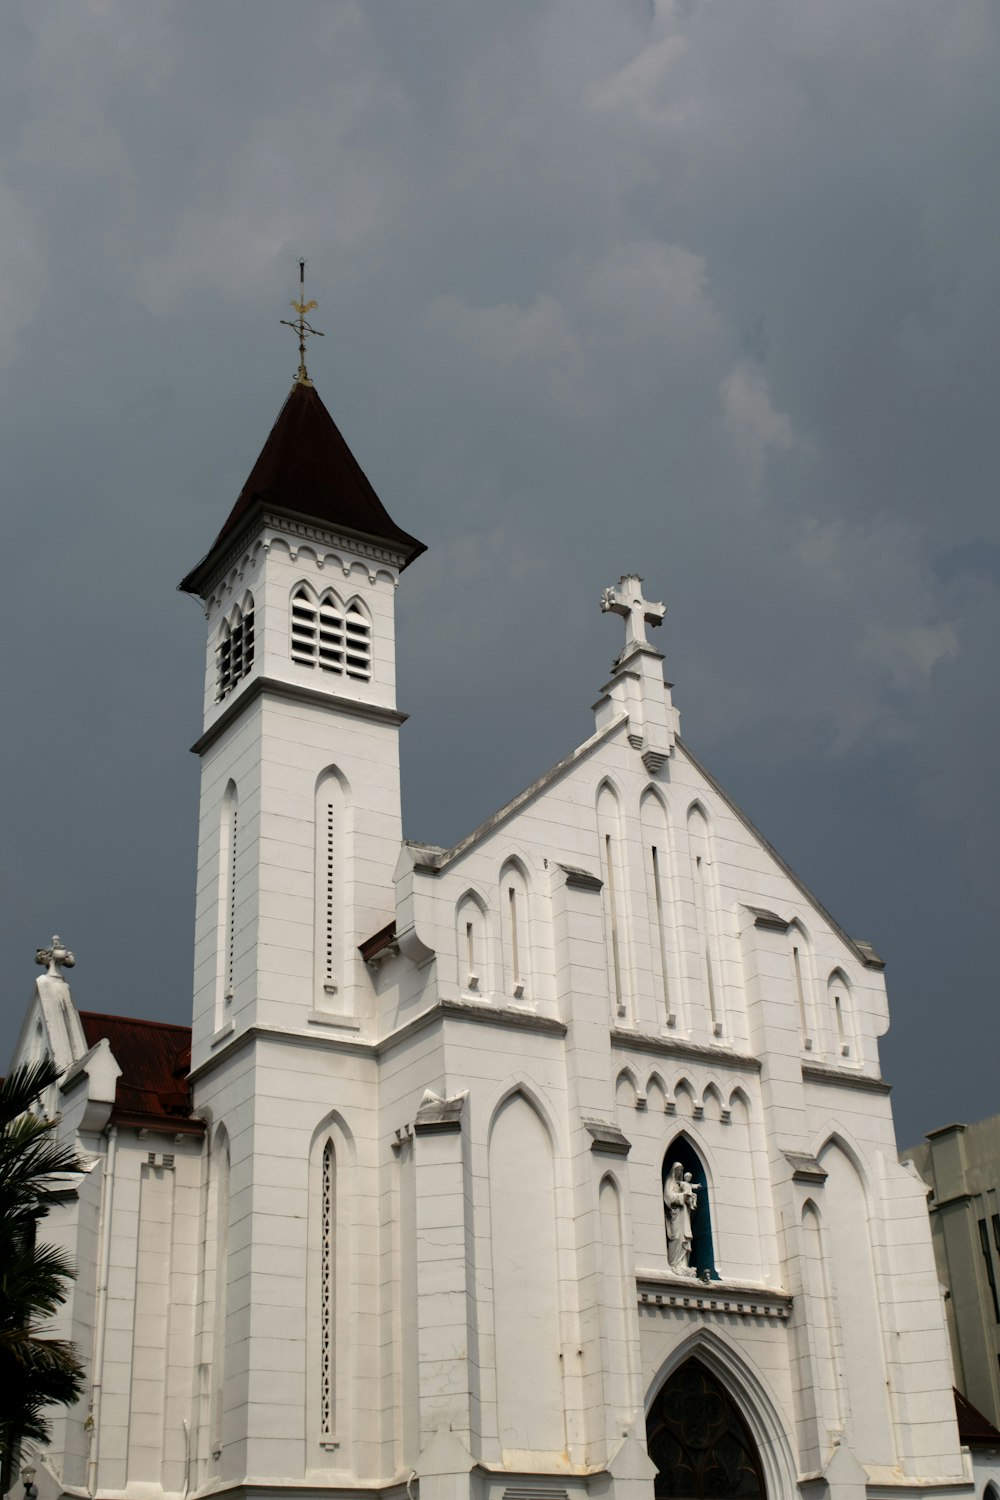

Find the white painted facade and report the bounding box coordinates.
[9,386,977,1500]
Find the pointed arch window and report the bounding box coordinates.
[344,602,372,680]
[499,859,530,1000]
[217,596,255,699]
[291,586,371,680]
[827,968,854,1059]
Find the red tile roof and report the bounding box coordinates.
[180,381,425,595]
[79,1012,202,1135]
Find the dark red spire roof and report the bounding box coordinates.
[180,382,425,594]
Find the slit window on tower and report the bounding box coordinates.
[217,597,255,700]
[320,1140,336,1437]
[325,802,335,984]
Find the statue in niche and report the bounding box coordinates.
[664,1162,699,1276]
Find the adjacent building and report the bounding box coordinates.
[902,1116,1000,1432]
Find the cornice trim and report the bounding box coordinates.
[801,1060,891,1094]
[610,1028,761,1072]
[191,675,407,755]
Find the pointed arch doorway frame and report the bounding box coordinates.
[644,1331,797,1500]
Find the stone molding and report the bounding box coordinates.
[610,1027,761,1072]
[584,1119,632,1156]
[636,1271,792,1321]
[189,1001,568,1083]
[784,1150,828,1184]
[191,674,408,756]
[801,1060,891,1094]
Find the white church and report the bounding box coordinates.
[12,348,978,1500]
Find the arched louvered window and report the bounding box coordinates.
[344,602,372,680]
[217,596,255,700]
[291,587,371,681]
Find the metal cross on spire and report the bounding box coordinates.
[281,259,324,387]
[600,573,666,655]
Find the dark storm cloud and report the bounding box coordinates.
[1,0,996,1146]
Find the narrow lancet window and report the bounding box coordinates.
[457,892,488,994]
[598,784,629,1019]
[791,933,815,1050]
[217,781,238,1025]
[828,970,852,1058]
[500,862,529,999]
[320,1140,336,1438]
[508,887,521,989]
[606,836,624,1011]
[688,805,722,1037]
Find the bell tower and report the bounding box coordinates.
[180,301,424,1069]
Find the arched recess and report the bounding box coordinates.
[488,1091,565,1456]
[827,968,855,1060]
[645,1330,798,1500]
[791,1199,842,1472]
[788,920,816,1051]
[456,888,491,995]
[701,1084,723,1123]
[663,1134,717,1279]
[499,857,531,1000]
[616,1067,639,1113]
[686,802,723,1037]
[599,1174,635,1421]
[216,781,239,1028]
[815,1136,894,1464]
[673,1077,695,1117]
[307,1112,356,1461]
[314,766,350,1012]
[646,1073,667,1113]
[597,781,631,1019]
[640,787,677,1026]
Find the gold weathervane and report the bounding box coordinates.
[281,259,324,386]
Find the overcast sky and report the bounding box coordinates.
[1,0,997,1149]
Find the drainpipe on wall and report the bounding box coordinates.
[86,1124,117,1499]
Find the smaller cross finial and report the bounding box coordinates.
[35,935,76,979]
[600,573,666,657]
[280,258,324,387]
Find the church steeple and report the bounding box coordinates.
[180,380,424,598]
[183,297,424,1065]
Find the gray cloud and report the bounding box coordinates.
[1,0,997,1146]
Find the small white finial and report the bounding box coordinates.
[36,935,76,978]
[600,573,666,657]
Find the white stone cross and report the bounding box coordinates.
[36,935,75,978]
[600,574,666,653]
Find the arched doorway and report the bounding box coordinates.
[646,1357,766,1498]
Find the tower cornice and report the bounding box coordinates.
[190,673,409,757]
